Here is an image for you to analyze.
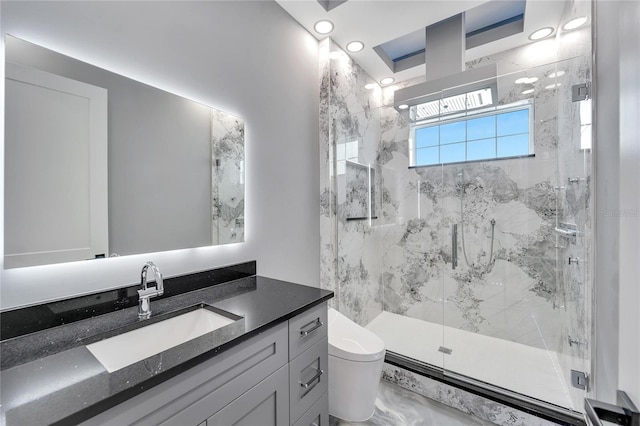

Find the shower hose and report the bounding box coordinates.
[459,181,496,274]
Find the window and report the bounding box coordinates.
[410,101,533,167]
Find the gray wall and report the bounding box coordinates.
[0,1,320,308]
[594,0,640,405]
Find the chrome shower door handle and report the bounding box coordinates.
[452,224,458,270]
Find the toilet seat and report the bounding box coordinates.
[328,308,385,362]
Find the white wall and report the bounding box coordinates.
[594,0,640,405]
[616,0,640,406]
[0,1,320,309]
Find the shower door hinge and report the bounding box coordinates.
[572,83,591,102]
[571,370,590,390]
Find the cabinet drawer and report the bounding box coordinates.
[207,364,289,426]
[292,391,328,426]
[289,337,328,424]
[288,303,327,359]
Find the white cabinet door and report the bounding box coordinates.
[4,62,108,268]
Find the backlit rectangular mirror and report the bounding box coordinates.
[4,36,245,268]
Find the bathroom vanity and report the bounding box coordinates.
[0,262,333,425]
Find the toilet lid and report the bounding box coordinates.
[328,308,385,362]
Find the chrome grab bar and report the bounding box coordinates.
[452,224,458,270]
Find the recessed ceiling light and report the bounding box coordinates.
[529,27,554,41]
[398,104,409,110]
[548,70,566,78]
[562,17,587,31]
[545,83,562,90]
[515,77,539,84]
[522,89,535,95]
[364,83,377,90]
[346,41,365,53]
[380,77,395,85]
[314,20,334,35]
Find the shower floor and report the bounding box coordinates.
[366,311,580,411]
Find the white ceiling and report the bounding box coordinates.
[276,0,568,85]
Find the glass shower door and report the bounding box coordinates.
[437,59,593,413]
[552,52,594,412]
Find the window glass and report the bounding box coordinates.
[415,126,439,148]
[467,116,496,141]
[411,103,532,167]
[497,134,529,157]
[440,121,466,145]
[416,146,439,166]
[467,138,496,161]
[497,109,529,136]
[440,143,466,163]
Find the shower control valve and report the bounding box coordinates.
[568,256,580,265]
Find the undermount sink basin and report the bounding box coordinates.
[86,305,241,373]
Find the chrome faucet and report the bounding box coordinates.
[138,261,164,319]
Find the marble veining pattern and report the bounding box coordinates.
[330,379,494,426]
[320,39,339,310]
[211,108,244,245]
[320,40,386,326]
[382,365,560,426]
[320,2,593,410]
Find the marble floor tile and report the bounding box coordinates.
[329,379,494,426]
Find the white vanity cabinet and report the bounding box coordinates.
[80,302,329,426]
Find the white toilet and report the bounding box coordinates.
[327,308,386,422]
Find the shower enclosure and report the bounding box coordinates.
[319,2,593,422]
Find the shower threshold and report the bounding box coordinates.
[366,311,587,426]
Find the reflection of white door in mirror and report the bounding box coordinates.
[4,62,108,268]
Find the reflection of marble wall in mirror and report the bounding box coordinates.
[211,110,245,245]
[3,36,245,268]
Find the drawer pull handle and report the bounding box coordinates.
[300,319,323,337]
[299,369,324,390]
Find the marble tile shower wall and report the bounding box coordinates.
[319,39,386,325]
[320,25,592,359]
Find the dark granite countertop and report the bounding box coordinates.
[0,275,333,425]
